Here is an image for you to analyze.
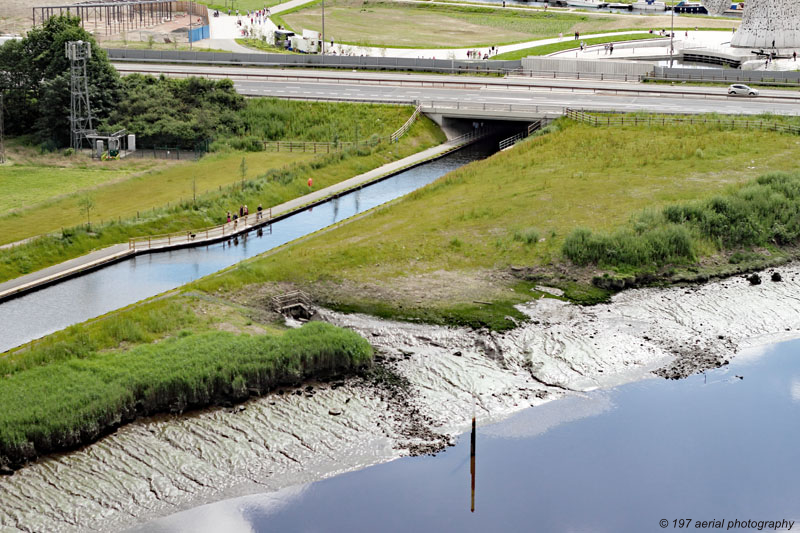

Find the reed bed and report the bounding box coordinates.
[0,322,372,470]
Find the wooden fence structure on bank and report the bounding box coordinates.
[128,207,272,251]
[565,109,800,135]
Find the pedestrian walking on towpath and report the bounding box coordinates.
[227,211,231,223]
[233,213,238,229]
[257,204,263,220]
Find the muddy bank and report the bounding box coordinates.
[3,265,800,532]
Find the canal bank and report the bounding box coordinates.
[0,137,496,353]
[0,134,482,308]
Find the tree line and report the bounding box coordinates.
[0,15,245,150]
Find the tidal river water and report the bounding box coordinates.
[138,339,800,533]
[0,141,494,353]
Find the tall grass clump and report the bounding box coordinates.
[0,322,372,470]
[563,171,800,269]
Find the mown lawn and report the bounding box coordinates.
[492,33,659,60]
[193,118,800,326]
[0,162,160,215]
[281,1,738,49]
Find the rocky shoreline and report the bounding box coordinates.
[3,264,800,532]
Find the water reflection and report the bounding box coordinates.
[0,143,495,352]
[139,339,800,533]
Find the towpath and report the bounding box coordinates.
[0,139,467,303]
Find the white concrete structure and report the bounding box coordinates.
[703,0,729,15]
[731,0,800,48]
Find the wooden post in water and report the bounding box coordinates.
[470,411,476,513]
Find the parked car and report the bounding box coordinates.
[728,84,759,96]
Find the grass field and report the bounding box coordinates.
[0,150,314,245]
[196,0,284,13]
[190,118,800,328]
[0,145,173,214]
[281,1,738,49]
[492,32,659,60]
[0,112,444,282]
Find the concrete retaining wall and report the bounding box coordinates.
[521,57,655,77]
[654,66,800,82]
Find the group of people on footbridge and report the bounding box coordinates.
[226,204,264,230]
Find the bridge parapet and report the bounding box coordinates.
[419,100,565,122]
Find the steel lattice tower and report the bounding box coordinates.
[66,41,94,151]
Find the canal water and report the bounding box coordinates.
[0,142,495,353]
[138,338,800,533]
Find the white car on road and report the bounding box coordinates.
[728,84,759,96]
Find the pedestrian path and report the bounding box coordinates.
[0,139,467,303]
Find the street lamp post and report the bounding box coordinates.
[189,0,193,51]
[670,0,674,66]
[321,0,325,56]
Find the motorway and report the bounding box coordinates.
[115,63,800,116]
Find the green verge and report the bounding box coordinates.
[0,104,445,283]
[491,33,660,60]
[0,321,372,470]
[196,0,284,13]
[188,117,800,330]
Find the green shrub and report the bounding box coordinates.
[563,171,800,269]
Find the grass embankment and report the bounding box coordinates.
[0,299,372,470]
[492,33,659,60]
[100,41,233,52]
[189,118,800,330]
[0,101,445,282]
[280,0,738,49]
